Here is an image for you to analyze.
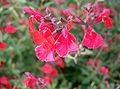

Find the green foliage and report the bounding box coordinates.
[0,0,120,89]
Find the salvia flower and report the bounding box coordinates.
[42,63,58,83]
[95,8,113,28]
[24,72,37,89]
[5,22,17,34]
[0,42,7,50]
[100,66,109,75]
[82,26,104,49]
[56,27,79,57]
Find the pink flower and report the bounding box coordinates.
[42,76,51,84]
[56,28,78,57]
[50,68,58,78]
[82,26,104,49]
[101,43,110,52]
[42,63,53,74]
[24,72,37,89]
[100,66,109,75]
[103,16,112,28]
[35,45,55,62]
[42,63,58,77]
[23,7,43,22]
[0,42,7,50]
[5,22,16,34]
[38,22,55,32]
[0,76,8,85]
[42,63,58,83]
[35,24,56,62]
[23,7,34,15]
[62,9,74,16]
[0,0,10,5]
[95,9,113,28]
[28,16,56,62]
[87,59,94,66]
[28,16,35,35]
[55,56,65,68]
[31,30,44,46]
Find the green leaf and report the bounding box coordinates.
[18,0,27,3]
[0,32,2,41]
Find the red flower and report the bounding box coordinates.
[38,22,55,32]
[95,9,113,28]
[42,63,58,83]
[56,28,78,57]
[55,56,65,68]
[82,26,104,49]
[42,76,51,84]
[5,22,17,34]
[0,42,7,50]
[31,30,44,46]
[23,7,34,15]
[0,0,10,5]
[35,24,55,61]
[42,63,53,74]
[100,66,109,75]
[6,83,12,89]
[50,68,58,78]
[62,9,74,16]
[28,15,56,62]
[87,59,94,66]
[103,16,112,28]
[0,76,8,85]
[42,63,58,77]
[0,61,5,67]
[35,45,55,62]
[101,43,110,52]
[28,16,35,35]
[24,72,37,89]
[23,7,43,22]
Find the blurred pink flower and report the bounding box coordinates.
[0,76,8,85]
[87,59,94,66]
[5,22,16,34]
[82,26,104,49]
[55,56,65,68]
[42,63,53,74]
[56,28,78,57]
[95,9,113,28]
[24,72,37,89]
[100,66,109,75]
[0,42,7,50]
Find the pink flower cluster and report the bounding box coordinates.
[24,72,47,89]
[0,76,19,89]
[23,3,113,62]
[24,7,79,62]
